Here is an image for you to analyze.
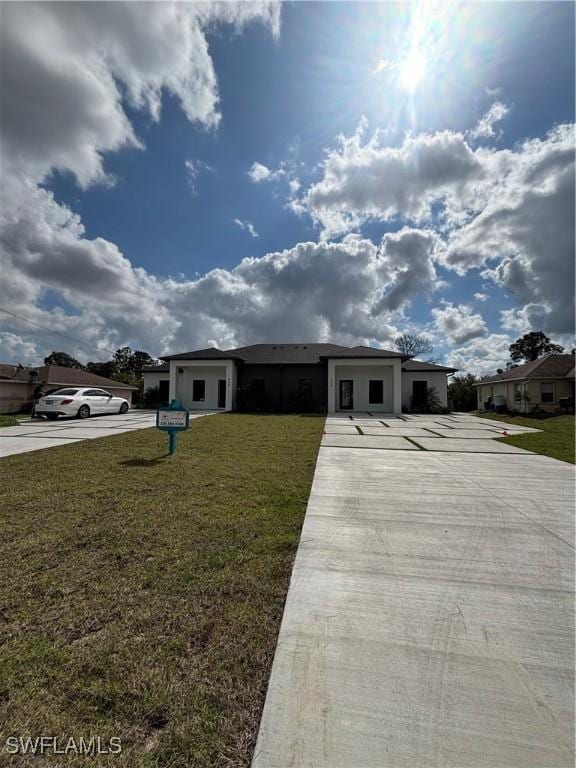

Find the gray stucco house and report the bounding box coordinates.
[143,343,456,413]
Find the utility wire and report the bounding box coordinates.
[0,306,118,357]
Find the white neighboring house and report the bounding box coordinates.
[143,344,457,413]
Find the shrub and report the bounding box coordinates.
[410,385,446,414]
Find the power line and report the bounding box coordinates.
[0,306,118,357]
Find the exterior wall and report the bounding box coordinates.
[236,364,327,411]
[169,360,235,410]
[477,378,574,413]
[401,371,448,410]
[142,371,170,391]
[327,359,402,413]
[0,382,31,414]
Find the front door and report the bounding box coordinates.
[339,379,354,410]
[218,379,226,409]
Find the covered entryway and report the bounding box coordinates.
[169,359,236,411]
[327,357,402,413]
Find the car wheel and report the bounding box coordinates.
[119,402,129,414]
[46,414,59,421]
[77,405,90,419]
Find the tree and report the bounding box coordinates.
[509,331,564,363]
[113,347,158,379]
[43,351,85,369]
[393,334,434,359]
[86,361,117,379]
[448,373,478,412]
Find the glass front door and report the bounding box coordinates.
[218,379,227,408]
[339,379,354,410]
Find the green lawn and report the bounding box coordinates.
[0,415,18,428]
[0,414,323,767]
[472,412,575,464]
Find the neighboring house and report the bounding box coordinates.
[142,344,457,413]
[0,364,138,414]
[475,354,576,413]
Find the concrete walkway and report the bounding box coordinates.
[0,410,215,457]
[253,414,575,768]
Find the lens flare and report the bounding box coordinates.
[399,49,427,91]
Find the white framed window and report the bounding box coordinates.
[514,383,522,402]
[540,382,554,403]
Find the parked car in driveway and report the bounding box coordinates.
[35,387,130,420]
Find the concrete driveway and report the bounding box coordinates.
[0,410,215,457]
[253,413,575,768]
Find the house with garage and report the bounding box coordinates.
[143,344,457,414]
[0,364,138,414]
[475,353,575,413]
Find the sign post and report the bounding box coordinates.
[156,399,190,455]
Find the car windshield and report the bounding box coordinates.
[50,388,79,396]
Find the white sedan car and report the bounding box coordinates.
[36,387,130,420]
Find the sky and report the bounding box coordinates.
[0,1,574,375]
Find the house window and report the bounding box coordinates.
[514,383,522,402]
[541,382,554,403]
[298,378,313,395]
[192,379,206,401]
[369,380,384,404]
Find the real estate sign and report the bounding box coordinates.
[156,400,190,454]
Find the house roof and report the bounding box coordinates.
[476,353,576,385]
[0,363,138,390]
[143,363,169,373]
[402,360,458,373]
[319,345,407,360]
[162,347,244,362]
[161,343,410,365]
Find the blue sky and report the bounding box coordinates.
[1,1,574,373]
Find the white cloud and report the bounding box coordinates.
[248,162,273,182]
[234,218,259,238]
[445,333,513,376]
[468,101,510,141]
[302,118,574,335]
[473,292,489,302]
[306,122,483,237]
[185,159,213,193]
[432,303,487,345]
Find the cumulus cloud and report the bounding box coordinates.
[473,292,489,302]
[306,120,483,236]
[445,333,513,376]
[468,101,510,141]
[303,118,575,336]
[441,124,575,334]
[432,303,487,345]
[2,225,436,362]
[248,162,275,182]
[234,218,259,238]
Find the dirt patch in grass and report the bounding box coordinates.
[472,412,575,464]
[0,414,323,767]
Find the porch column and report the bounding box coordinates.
[169,361,177,402]
[327,359,336,413]
[225,361,235,411]
[393,359,402,414]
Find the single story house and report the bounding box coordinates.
[475,353,575,413]
[143,343,457,414]
[0,364,138,414]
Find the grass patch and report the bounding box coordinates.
[472,412,575,464]
[0,415,18,428]
[0,414,323,767]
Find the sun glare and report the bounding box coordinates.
[399,49,427,92]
